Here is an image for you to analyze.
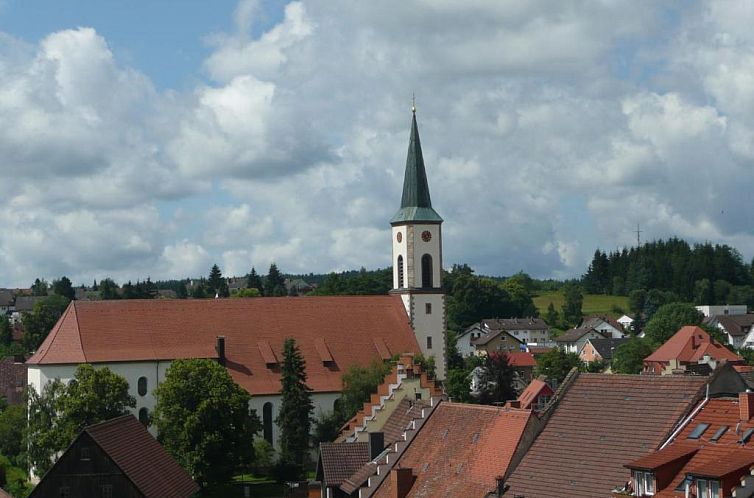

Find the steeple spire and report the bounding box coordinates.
[390,108,443,224]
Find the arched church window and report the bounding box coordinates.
[397,256,404,288]
[263,402,273,443]
[421,254,433,288]
[138,407,149,426]
[137,377,147,396]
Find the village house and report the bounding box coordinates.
[505,367,743,498]
[706,313,754,349]
[579,337,630,366]
[643,326,744,375]
[617,314,634,331]
[579,315,627,339]
[517,375,555,414]
[470,329,523,356]
[554,327,608,354]
[696,305,748,317]
[29,415,198,498]
[456,318,551,357]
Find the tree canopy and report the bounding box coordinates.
[475,352,517,405]
[265,263,287,297]
[22,294,70,351]
[642,303,704,344]
[152,359,260,487]
[612,338,656,374]
[535,348,582,384]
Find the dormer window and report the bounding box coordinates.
[633,470,654,496]
[696,479,720,498]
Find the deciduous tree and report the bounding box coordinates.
[153,359,260,487]
[23,294,70,350]
[612,338,656,374]
[642,303,703,345]
[535,348,582,384]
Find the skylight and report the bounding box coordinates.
[687,423,710,440]
[710,426,728,442]
[741,428,754,444]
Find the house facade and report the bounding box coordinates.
[643,326,744,375]
[579,316,626,339]
[554,327,607,354]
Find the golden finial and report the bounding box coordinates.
[412,93,416,113]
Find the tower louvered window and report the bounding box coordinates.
[397,255,405,288]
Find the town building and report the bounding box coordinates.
[455,318,550,357]
[517,375,555,414]
[554,327,608,354]
[696,305,747,318]
[579,337,630,365]
[505,368,742,498]
[617,314,634,331]
[469,329,523,356]
[643,326,744,375]
[29,415,198,498]
[579,316,627,339]
[706,313,754,349]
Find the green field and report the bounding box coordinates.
[533,291,629,318]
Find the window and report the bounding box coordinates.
[421,254,433,288]
[634,471,654,496]
[59,487,70,498]
[263,402,273,444]
[688,423,710,440]
[138,376,148,396]
[426,336,433,349]
[80,446,91,461]
[710,426,728,442]
[425,303,432,314]
[139,407,149,426]
[397,256,404,288]
[101,484,113,498]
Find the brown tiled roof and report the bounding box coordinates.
[381,398,429,445]
[318,442,370,486]
[26,297,421,395]
[372,403,532,498]
[624,443,698,471]
[644,326,743,364]
[482,317,549,331]
[517,376,554,410]
[85,415,198,498]
[715,314,754,337]
[554,327,603,342]
[507,351,536,367]
[506,373,707,498]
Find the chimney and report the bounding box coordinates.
[369,431,385,460]
[391,467,414,498]
[507,400,521,409]
[216,336,226,366]
[740,392,754,422]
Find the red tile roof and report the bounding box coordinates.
[624,442,698,470]
[506,373,707,498]
[627,397,754,497]
[517,376,555,410]
[644,326,743,364]
[318,442,370,486]
[371,403,532,498]
[27,297,421,395]
[85,415,198,498]
[506,351,536,367]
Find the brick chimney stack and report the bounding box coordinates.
[391,467,414,498]
[741,392,754,422]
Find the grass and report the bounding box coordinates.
[533,291,629,317]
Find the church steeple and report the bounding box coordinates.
[390,110,443,224]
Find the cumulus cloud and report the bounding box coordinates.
[4,0,754,287]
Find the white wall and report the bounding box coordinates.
[696,305,747,317]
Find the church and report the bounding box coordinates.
[26,107,448,449]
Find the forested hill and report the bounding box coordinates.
[581,238,754,304]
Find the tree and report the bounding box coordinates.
[247,267,264,294]
[208,264,229,298]
[0,317,11,347]
[191,282,207,299]
[612,338,656,374]
[0,403,26,467]
[535,348,582,384]
[338,360,391,420]
[276,338,314,469]
[445,368,473,403]
[23,294,70,351]
[153,359,260,487]
[30,278,49,296]
[232,288,262,298]
[476,352,517,405]
[27,365,135,476]
[545,302,559,327]
[643,303,703,345]
[99,278,121,300]
[265,263,287,297]
[561,283,583,327]
[628,289,647,319]
[176,282,188,299]
[52,276,75,301]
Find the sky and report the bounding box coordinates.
[2,0,754,287]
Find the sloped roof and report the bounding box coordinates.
[581,315,624,332]
[644,326,742,364]
[27,297,421,395]
[318,442,370,486]
[0,290,13,307]
[507,351,537,367]
[506,373,708,498]
[470,328,521,346]
[13,295,44,312]
[390,112,442,224]
[482,317,549,331]
[372,403,532,498]
[554,327,604,343]
[625,397,754,497]
[585,338,630,361]
[86,415,198,498]
[517,376,555,410]
[381,397,430,445]
[715,314,754,337]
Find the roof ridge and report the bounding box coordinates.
[84,413,134,432]
[72,301,87,363]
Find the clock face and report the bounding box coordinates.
[421,230,432,242]
[396,232,402,243]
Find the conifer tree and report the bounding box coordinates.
[247,267,264,294]
[265,263,287,297]
[276,338,313,469]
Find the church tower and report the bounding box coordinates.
[390,106,447,380]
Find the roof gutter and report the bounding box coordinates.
[660,383,709,450]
